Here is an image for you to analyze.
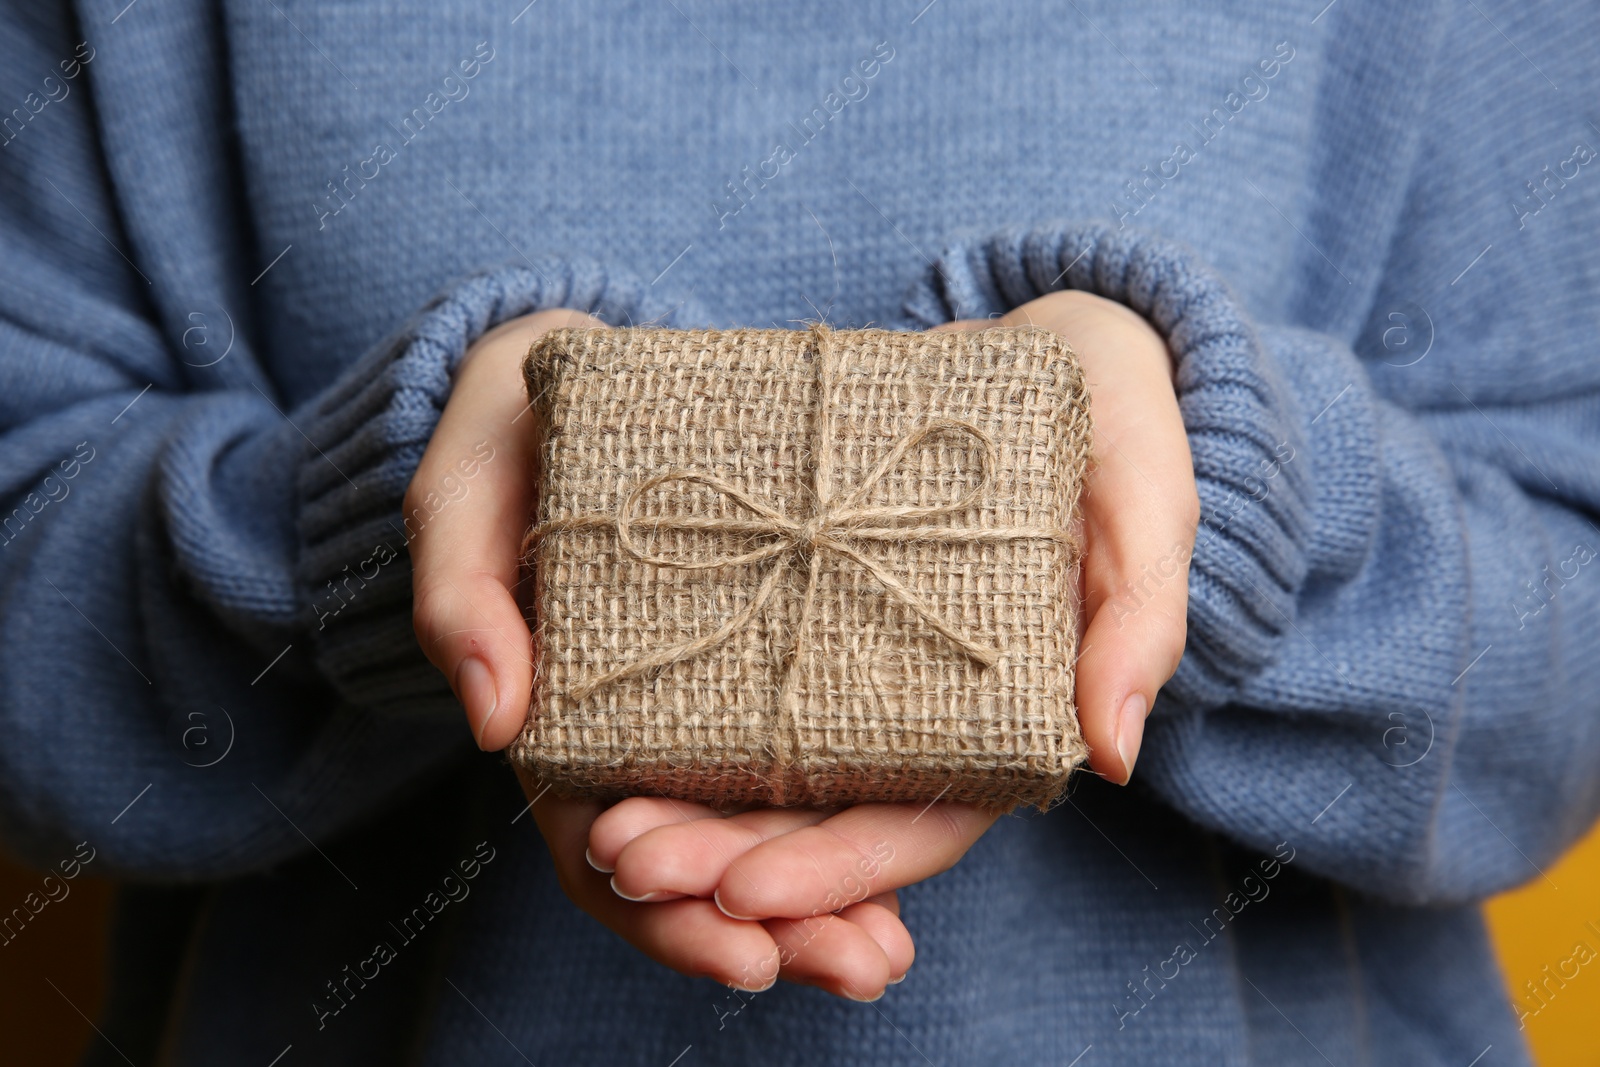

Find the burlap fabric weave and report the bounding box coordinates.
[511,324,1093,812]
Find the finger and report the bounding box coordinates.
[619,898,783,991]
[835,899,914,982]
[712,802,997,920]
[761,907,898,1001]
[1074,499,1194,784]
[608,804,834,901]
[928,318,993,332]
[995,297,1196,784]
[527,780,783,990]
[408,309,603,750]
[586,795,730,875]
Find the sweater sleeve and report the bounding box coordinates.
[899,0,1600,908]
[900,166,1600,904]
[0,5,697,877]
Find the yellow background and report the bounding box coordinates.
[4,823,1599,1063]
[1484,820,1600,1065]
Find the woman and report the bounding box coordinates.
[2,1,1597,1063]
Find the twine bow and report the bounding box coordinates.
[531,326,1066,794]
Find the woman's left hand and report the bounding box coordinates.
[587,290,1197,998]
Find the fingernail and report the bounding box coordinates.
[1115,693,1148,784]
[729,974,777,994]
[843,985,885,1003]
[455,657,499,749]
[887,973,908,986]
[713,888,760,921]
[585,847,614,874]
[609,875,682,903]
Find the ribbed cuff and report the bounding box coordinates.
[899,222,1350,710]
[295,258,704,714]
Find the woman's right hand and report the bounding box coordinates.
[404,309,913,998]
[407,307,595,753]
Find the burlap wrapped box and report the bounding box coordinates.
[512,324,1092,812]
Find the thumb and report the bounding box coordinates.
[1064,352,1195,785]
[408,309,601,749]
[1073,513,1194,784]
[989,293,1196,785]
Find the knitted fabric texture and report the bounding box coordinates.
[511,325,1093,811]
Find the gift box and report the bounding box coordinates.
[512,324,1093,812]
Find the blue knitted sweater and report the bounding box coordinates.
[3,1,1598,1063]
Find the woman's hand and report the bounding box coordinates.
[582,292,1195,999]
[584,795,986,997]
[407,307,601,752]
[405,308,916,998]
[937,290,1198,783]
[406,291,1197,1001]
